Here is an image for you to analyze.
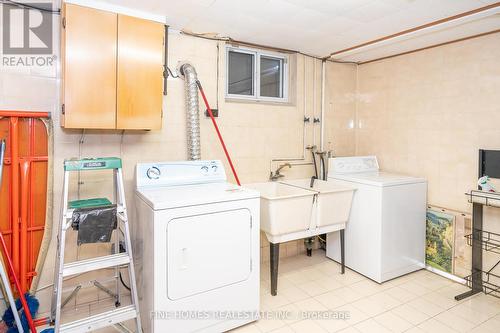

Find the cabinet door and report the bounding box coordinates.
[117,15,164,130]
[62,4,117,129]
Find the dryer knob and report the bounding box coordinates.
[146,166,161,179]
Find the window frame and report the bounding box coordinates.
[225,46,289,103]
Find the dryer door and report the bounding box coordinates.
[167,208,252,300]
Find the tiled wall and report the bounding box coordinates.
[356,32,500,212]
[356,32,500,270]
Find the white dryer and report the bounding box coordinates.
[326,156,426,283]
[134,160,260,333]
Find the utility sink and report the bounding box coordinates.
[247,179,355,296]
[245,182,315,239]
[246,180,355,243]
[281,179,355,228]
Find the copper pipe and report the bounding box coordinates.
[20,159,30,292]
[10,117,20,279]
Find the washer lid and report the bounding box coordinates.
[136,182,259,210]
[330,172,426,187]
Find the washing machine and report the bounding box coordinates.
[134,160,260,333]
[326,156,426,283]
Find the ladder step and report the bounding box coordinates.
[59,305,137,333]
[69,197,112,209]
[63,253,130,277]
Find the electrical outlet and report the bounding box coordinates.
[205,109,219,117]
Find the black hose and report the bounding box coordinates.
[311,149,318,179]
[320,154,326,180]
[119,271,131,291]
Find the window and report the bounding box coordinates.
[226,47,288,102]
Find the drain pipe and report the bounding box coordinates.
[179,62,201,160]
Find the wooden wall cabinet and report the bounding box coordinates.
[61,4,164,130]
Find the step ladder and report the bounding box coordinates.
[50,157,142,333]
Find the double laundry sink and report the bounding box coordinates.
[247,179,355,244]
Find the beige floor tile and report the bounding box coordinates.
[457,294,500,318]
[349,280,385,297]
[420,291,458,310]
[315,317,350,333]
[289,319,328,332]
[279,276,297,290]
[284,270,315,285]
[351,292,400,317]
[337,328,361,333]
[316,275,345,292]
[280,285,311,303]
[407,297,445,317]
[297,280,330,297]
[470,316,500,333]
[447,302,493,325]
[294,298,329,312]
[435,283,471,300]
[314,261,343,276]
[261,293,292,311]
[412,273,453,291]
[391,303,430,326]
[83,251,500,333]
[374,310,414,332]
[269,326,295,333]
[397,280,432,297]
[255,316,287,332]
[314,290,349,310]
[275,302,303,324]
[384,286,419,303]
[433,310,476,333]
[405,327,426,333]
[230,323,263,332]
[417,318,457,333]
[354,319,392,333]
[327,286,365,303]
[331,270,365,285]
[334,304,370,326]
[301,267,330,280]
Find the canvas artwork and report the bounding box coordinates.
[426,209,455,274]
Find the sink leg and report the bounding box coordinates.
[270,243,279,296]
[304,237,314,257]
[340,229,345,274]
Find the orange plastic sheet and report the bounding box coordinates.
[0,111,49,293]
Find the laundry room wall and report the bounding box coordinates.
[0,8,356,312]
[324,62,357,157]
[354,32,500,271]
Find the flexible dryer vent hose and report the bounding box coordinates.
[180,63,201,160]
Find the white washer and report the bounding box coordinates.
[134,160,260,333]
[326,156,427,283]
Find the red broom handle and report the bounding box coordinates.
[196,80,241,186]
[0,232,37,332]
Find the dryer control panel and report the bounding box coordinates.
[328,156,379,174]
[136,160,227,187]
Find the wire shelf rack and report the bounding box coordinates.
[464,270,500,299]
[465,230,500,254]
[465,190,500,208]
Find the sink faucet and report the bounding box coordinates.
[270,163,291,181]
